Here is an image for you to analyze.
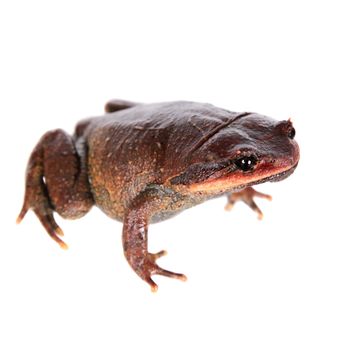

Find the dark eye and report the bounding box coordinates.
[288,127,296,139]
[234,156,257,172]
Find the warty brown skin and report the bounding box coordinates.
[18,100,300,291]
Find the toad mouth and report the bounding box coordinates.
[265,162,299,183]
[187,162,299,194]
[234,162,299,189]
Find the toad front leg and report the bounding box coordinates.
[122,189,187,292]
[225,187,272,219]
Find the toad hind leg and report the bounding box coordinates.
[123,191,187,292]
[17,129,94,249]
[225,187,272,220]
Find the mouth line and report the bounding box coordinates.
[266,162,299,182]
[240,162,299,188]
[187,161,299,194]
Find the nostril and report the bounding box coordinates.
[277,120,296,140]
[287,127,296,139]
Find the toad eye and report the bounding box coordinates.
[234,156,257,172]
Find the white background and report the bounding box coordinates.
[1,1,349,349]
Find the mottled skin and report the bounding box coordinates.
[18,100,300,291]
